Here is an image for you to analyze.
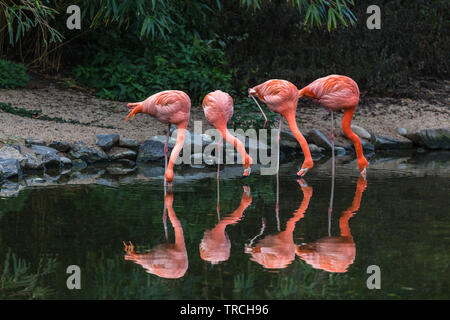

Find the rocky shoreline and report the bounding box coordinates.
[1,126,449,189]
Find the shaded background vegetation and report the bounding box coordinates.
[1,0,449,103]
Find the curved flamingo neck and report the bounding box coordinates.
[285,187,312,234]
[218,126,252,168]
[165,122,188,182]
[342,108,367,172]
[340,176,366,237]
[282,110,313,170]
[166,198,185,248]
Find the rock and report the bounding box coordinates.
[190,153,206,168]
[150,135,176,148]
[414,128,450,150]
[136,140,166,163]
[23,153,43,170]
[307,129,333,150]
[96,134,120,151]
[31,145,61,168]
[280,130,299,150]
[71,159,88,169]
[370,135,413,150]
[25,138,46,147]
[119,137,139,149]
[334,146,347,156]
[31,145,59,155]
[0,145,26,165]
[308,144,325,154]
[69,142,109,164]
[60,157,72,166]
[351,125,371,140]
[191,133,213,148]
[397,128,408,136]
[361,139,375,152]
[48,141,71,152]
[108,147,137,161]
[0,159,22,180]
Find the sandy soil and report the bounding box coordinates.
[0,75,449,148]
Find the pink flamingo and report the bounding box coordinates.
[125,90,191,183]
[202,90,253,176]
[299,75,368,178]
[248,80,313,176]
[199,186,252,265]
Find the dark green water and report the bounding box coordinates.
[0,156,449,300]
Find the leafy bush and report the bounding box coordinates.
[73,34,232,103]
[0,59,29,88]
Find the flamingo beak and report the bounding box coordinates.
[361,168,367,180]
[297,168,308,177]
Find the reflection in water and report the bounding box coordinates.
[296,176,367,273]
[245,179,312,269]
[123,192,188,279]
[200,186,252,264]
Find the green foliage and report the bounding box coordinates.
[229,93,278,131]
[0,59,29,88]
[73,34,232,103]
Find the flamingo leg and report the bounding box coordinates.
[277,115,282,174]
[330,111,335,179]
[217,138,221,221]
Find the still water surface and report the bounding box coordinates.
[0,155,449,299]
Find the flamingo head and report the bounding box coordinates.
[357,157,369,179]
[248,87,257,97]
[165,169,174,183]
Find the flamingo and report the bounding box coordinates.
[199,186,252,265]
[299,75,368,178]
[125,90,191,183]
[248,80,313,176]
[202,90,253,176]
[296,176,367,273]
[123,191,188,279]
[244,179,312,269]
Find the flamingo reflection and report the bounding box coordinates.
[200,186,252,264]
[123,192,188,279]
[296,176,367,273]
[245,180,312,269]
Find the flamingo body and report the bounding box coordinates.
[248,79,313,176]
[299,75,368,175]
[125,90,191,183]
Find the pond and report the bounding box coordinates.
[0,151,449,299]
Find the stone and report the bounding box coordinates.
[397,128,408,136]
[31,145,61,168]
[119,137,139,149]
[0,145,26,165]
[416,128,450,150]
[23,153,43,170]
[71,159,88,169]
[308,144,325,154]
[334,146,347,156]
[115,159,136,167]
[69,142,109,164]
[96,134,120,151]
[60,157,72,166]
[351,125,371,140]
[48,141,71,152]
[108,147,137,161]
[25,138,46,147]
[0,159,21,180]
[150,135,176,148]
[370,135,413,150]
[138,165,165,178]
[136,140,166,163]
[307,129,333,150]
